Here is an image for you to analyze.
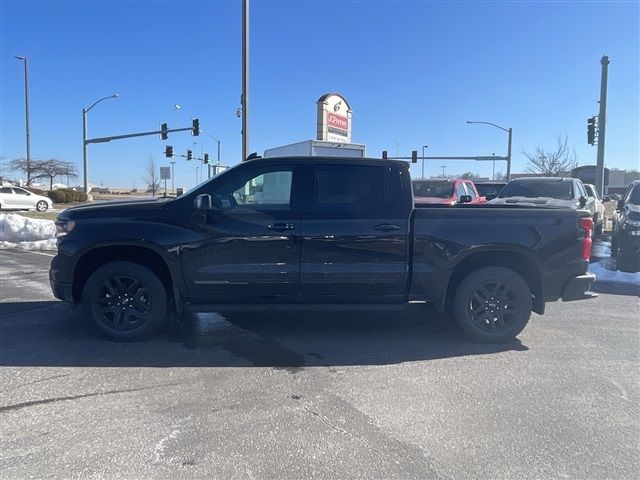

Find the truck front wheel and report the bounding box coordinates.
[453,267,532,343]
[82,261,168,340]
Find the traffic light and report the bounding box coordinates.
[203,153,209,164]
[587,116,597,146]
[382,150,388,159]
[186,149,193,160]
[411,150,418,163]
[192,118,200,136]
[161,123,168,140]
[165,145,173,158]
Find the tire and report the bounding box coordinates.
[452,266,532,343]
[36,200,48,212]
[82,261,168,340]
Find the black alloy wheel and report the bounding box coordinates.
[82,261,168,340]
[95,275,152,331]
[453,266,532,343]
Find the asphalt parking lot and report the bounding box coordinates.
[1,249,638,479]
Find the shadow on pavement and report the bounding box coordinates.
[591,282,640,297]
[1,301,528,370]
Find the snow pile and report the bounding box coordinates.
[590,259,640,285]
[0,213,57,250]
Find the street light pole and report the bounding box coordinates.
[174,104,181,128]
[422,145,428,178]
[201,130,221,178]
[170,161,176,195]
[83,93,118,195]
[241,0,250,161]
[441,164,446,178]
[14,56,31,185]
[466,120,513,181]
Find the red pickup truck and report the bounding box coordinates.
[412,178,486,205]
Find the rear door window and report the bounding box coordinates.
[314,164,399,217]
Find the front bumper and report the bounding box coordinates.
[50,276,73,303]
[562,273,597,301]
[49,252,75,303]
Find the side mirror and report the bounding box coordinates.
[617,199,625,211]
[485,194,497,201]
[459,195,472,204]
[194,194,212,210]
[603,196,610,203]
[579,196,587,208]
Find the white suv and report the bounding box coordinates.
[0,186,53,212]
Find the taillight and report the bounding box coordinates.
[579,217,593,260]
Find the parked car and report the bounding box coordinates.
[611,180,640,272]
[583,183,609,235]
[490,177,595,215]
[50,156,596,343]
[412,178,485,205]
[474,181,506,201]
[0,186,53,212]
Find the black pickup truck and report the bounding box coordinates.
[50,157,596,343]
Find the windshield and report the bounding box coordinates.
[412,181,453,199]
[630,184,640,205]
[475,183,505,197]
[499,181,574,200]
[584,184,599,199]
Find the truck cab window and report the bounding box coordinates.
[213,168,293,210]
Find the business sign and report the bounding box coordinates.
[160,167,171,180]
[317,93,352,143]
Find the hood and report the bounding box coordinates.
[414,196,455,205]
[60,198,171,219]
[488,196,577,208]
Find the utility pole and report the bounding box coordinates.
[241,0,250,161]
[596,55,609,195]
[506,128,512,181]
[14,56,31,185]
[421,145,428,178]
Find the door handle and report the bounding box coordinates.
[373,223,400,231]
[268,223,295,231]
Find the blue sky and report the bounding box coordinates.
[1,0,638,190]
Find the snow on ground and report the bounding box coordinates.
[0,213,57,251]
[590,259,640,285]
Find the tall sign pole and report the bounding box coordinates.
[506,128,512,181]
[595,55,609,195]
[241,0,250,161]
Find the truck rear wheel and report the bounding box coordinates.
[453,267,532,343]
[82,261,167,340]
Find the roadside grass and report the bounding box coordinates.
[8,210,59,221]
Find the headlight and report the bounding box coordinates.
[55,220,76,238]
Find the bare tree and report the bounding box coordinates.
[145,156,160,197]
[494,171,506,182]
[460,172,481,180]
[38,159,78,190]
[9,158,47,185]
[523,134,577,176]
[9,158,77,189]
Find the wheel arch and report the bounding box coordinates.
[72,245,175,304]
[445,250,544,315]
